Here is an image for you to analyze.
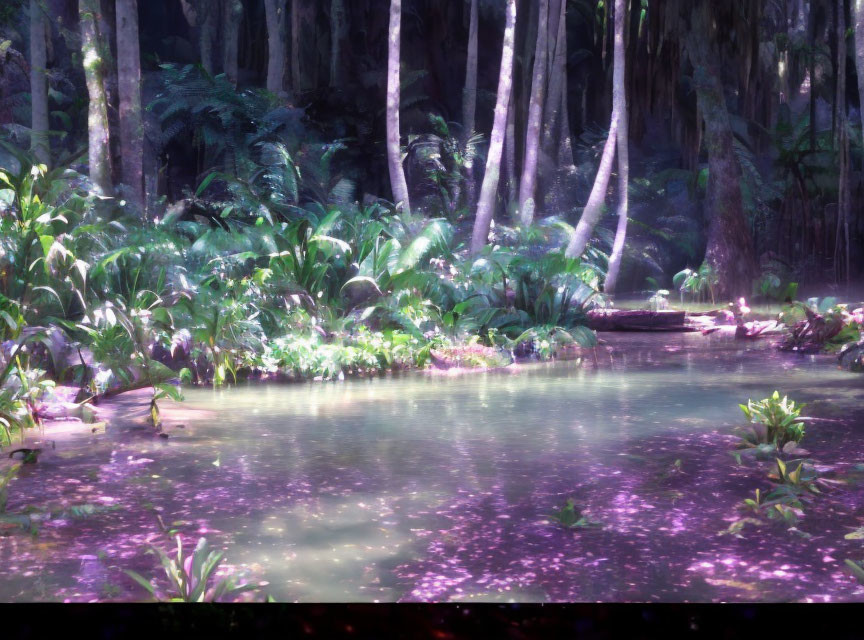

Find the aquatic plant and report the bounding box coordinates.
[844,559,864,585]
[737,391,806,449]
[547,499,601,530]
[768,458,822,495]
[647,289,670,311]
[125,535,263,603]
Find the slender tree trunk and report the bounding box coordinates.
[604,0,629,294]
[542,0,567,155]
[98,0,120,184]
[471,0,517,255]
[292,0,301,92]
[855,0,864,148]
[518,0,549,226]
[563,123,618,258]
[683,1,757,299]
[330,0,346,87]
[809,3,818,151]
[79,0,112,194]
[222,0,242,84]
[504,90,518,204]
[836,0,851,285]
[564,0,620,261]
[853,0,864,169]
[30,0,50,165]
[199,0,216,74]
[386,0,410,213]
[115,0,144,211]
[264,0,287,95]
[462,0,479,135]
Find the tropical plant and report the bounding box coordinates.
[844,559,864,585]
[0,463,19,513]
[738,391,806,449]
[125,535,263,602]
[673,262,717,304]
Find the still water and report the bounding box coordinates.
[1,333,863,602]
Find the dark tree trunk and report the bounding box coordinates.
[684,2,757,300]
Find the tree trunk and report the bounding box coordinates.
[684,1,757,299]
[517,0,549,226]
[462,0,479,135]
[836,0,850,285]
[504,90,517,205]
[330,0,346,88]
[604,0,629,294]
[264,0,287,95]
[97,0,119,184]
[30,0,50,165]
[855,0,864,152]
[563,123,617,259]
[199,0,216,74]
[470,0,517,255]
[79,0,112,195]
[386,0,411,213]
[115,0,144,211]
[563,8,619,261]
[222,0,243,84]
[542,0,567,156]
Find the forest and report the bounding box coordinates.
[0,0,862,605]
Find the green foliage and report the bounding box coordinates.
[738,391,806,450]
[673,263,717,304]
[0,463,19,514]
[844,559,864,585]
[547,499,602,530]
[125,535,262,603]
[769,458,821,495]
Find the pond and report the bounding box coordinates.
[1,333,863,602]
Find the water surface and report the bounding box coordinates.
[1,333,863,602]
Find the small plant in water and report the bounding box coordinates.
[738,391,806,449]
[844,559,864,585]
[547,499,601,529]
[647,289,670,311]
[125,535,264,602]
[769,458,822,495]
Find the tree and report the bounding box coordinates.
[264,0,287,96]
[292,0,316,93]
[518,0,549,226]
[836,0,850,285]
[179,0,216,74]
[222,0,243,84]
[470,0,517,255]
[386,0,411,213]
[683,1,757,298]
[462,0,479,136]
[542,0,567,155]
[562,0,625,261]
[115,0,144,211]
[330,0,347,88]
[79,0,112,194]
[856,0,864,151]
[604,0,629,294]
[30,0,50,165]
